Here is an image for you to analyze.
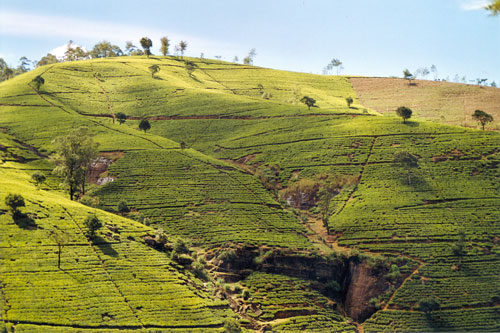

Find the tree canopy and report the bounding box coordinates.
[140,37,153,57]
[487,0,500,15]
[472,110,493,130]
[90,41,123,58]
[50,127,99,200]
[160,37,170,56]
[300,96,317,110]
[396,106,412,123]
[139,119,151,133]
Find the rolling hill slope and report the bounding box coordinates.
[1,56,499,331]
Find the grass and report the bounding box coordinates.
[0,55,499,331]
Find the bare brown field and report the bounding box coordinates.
[349,77,500,129]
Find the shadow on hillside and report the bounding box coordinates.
[94,237,119,257]
[404,121,420,127]
[13,212,38,230]
[188,74,201,83]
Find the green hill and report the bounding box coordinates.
[1,56,499,332]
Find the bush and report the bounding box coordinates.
[173,238,190,254]
[242,289,250,300]
[386,264,402,282]
[5,193,25,215]
[31,172,46,187]
[84,214,102,240]
[418,297,440,316]
[117,201,130,213]
[224,319,242,333]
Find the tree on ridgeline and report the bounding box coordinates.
[330,58,343,75]
[37,53,59,67]
[300,96,316,110]
[430,64,438,80]
[491,81,497,87]
[149,64,160,78]
[18,56,32,73]
[139,118,151,133]
[160,37,170,56]
[476,78,488,86]
[64,41,89,61]
[396,106,412,123]
[50,127,99,200]
[472,109,493,130]
[346,97,353,108]
[403,69,415,85]
[140,37,153,58]
[0,58,14,82]
[393,151,419,185]
[243,48,257,65]
[125,41,143,56]
[116,112,127,125]
[179,41,188,59]
[90,41,123,58]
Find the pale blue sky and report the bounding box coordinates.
[1,0,499,83]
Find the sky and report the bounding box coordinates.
[0,0,499,83]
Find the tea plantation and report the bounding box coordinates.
[0,56,499,331]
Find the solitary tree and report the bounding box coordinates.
[396,106,412,123]
[403,69,415,85]
[50,229,69,269]
[5,193,25,216]
[160,36,170,56]
[179,41,188,59]
[50,127,99,200]
[139,118,151,133]
[149,64,160,78]
[31,75,45,91]
[31,172,46,188]
[418,297,440,318]
[472,110,493,130]
[346,97,353,108]
[487,0,500,15]
[140,37,153,58]
[330,58,343,75]
[117,201,130,213]
[84,214,102,241]
[393,151,419,185]
[300,96,316,110]
[116,112,127,125]
[243,48,257,65]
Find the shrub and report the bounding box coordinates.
[386,264,402,282]
[31,172,46,187]
[242,289,250,300]
[84,214,102,240]
[5,193,25,215]
[418,297,440,317]
[117,201,130,213]
[217,248,237,263]
[224,319,242,333]
[173,238,190,254]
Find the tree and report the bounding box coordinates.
[486,0,500,15]
[318,176,355,226]
[31,75,45,91]
[50,127,99,200]
[476,78,488,86]
[125,41,143,56]
[452,231,467,268]
[393,151,419,185]
[491,81,497,88]
[84,214,102,240]
[64,41,88,61]
[243,48,257,65]
[50,229,69,269]
[116,112,127,125]
[139,119,151,133]
[418,297,440,318]
[233,56,239,63]
[300,96,316,110]
[346,97,353,108]
[140,37,153,58]
[90,41,123,58]
[396,106,412,123]
[18,56,32,73]
[117,201,130,213]
[179,41,188,59]
[430,64,438,80]
[5,193,25,215]
[149,64,160,78]
[329,58,343,75]
[160,37,170,56]
[472,110,493,130]
[31,172,46,188]
[403,69,415,85]
[37,53,59,67]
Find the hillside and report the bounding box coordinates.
[350,77,500,129]
[1,56,499,332]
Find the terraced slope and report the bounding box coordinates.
[1,56,499,331]
[350,77,500,129]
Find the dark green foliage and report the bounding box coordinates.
[5,193,25,214]
[472,109,493,130]
[418,297,440,317]
[224,319,242,333]
[117,201,130,213]
[116,112,127,124]
[393,151,419,185]
[396,106,412,123]
[403,69,414,85]
[160,37,170,56]
[140,37,153,57]
[84,214,102,240]
[300,96,317,109]
[90,41,123,58]
[139,118,151,133]
[148,64,160,78]
[346,97,353,108]
[452,231,467,268]
[50,127,98,200]
[31,75,45,91]
[31,172,46,187]
[180,141,186,149]
[386,264,402,282]
[36,53,59,67]
[173,238,190,254]
[179,41,188,58]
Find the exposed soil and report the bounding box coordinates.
[87,152,124,185]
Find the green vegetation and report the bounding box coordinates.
[472,109,494,130]
[0,55,499,331]
[5,193,25,215]
[396,106,412,123]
